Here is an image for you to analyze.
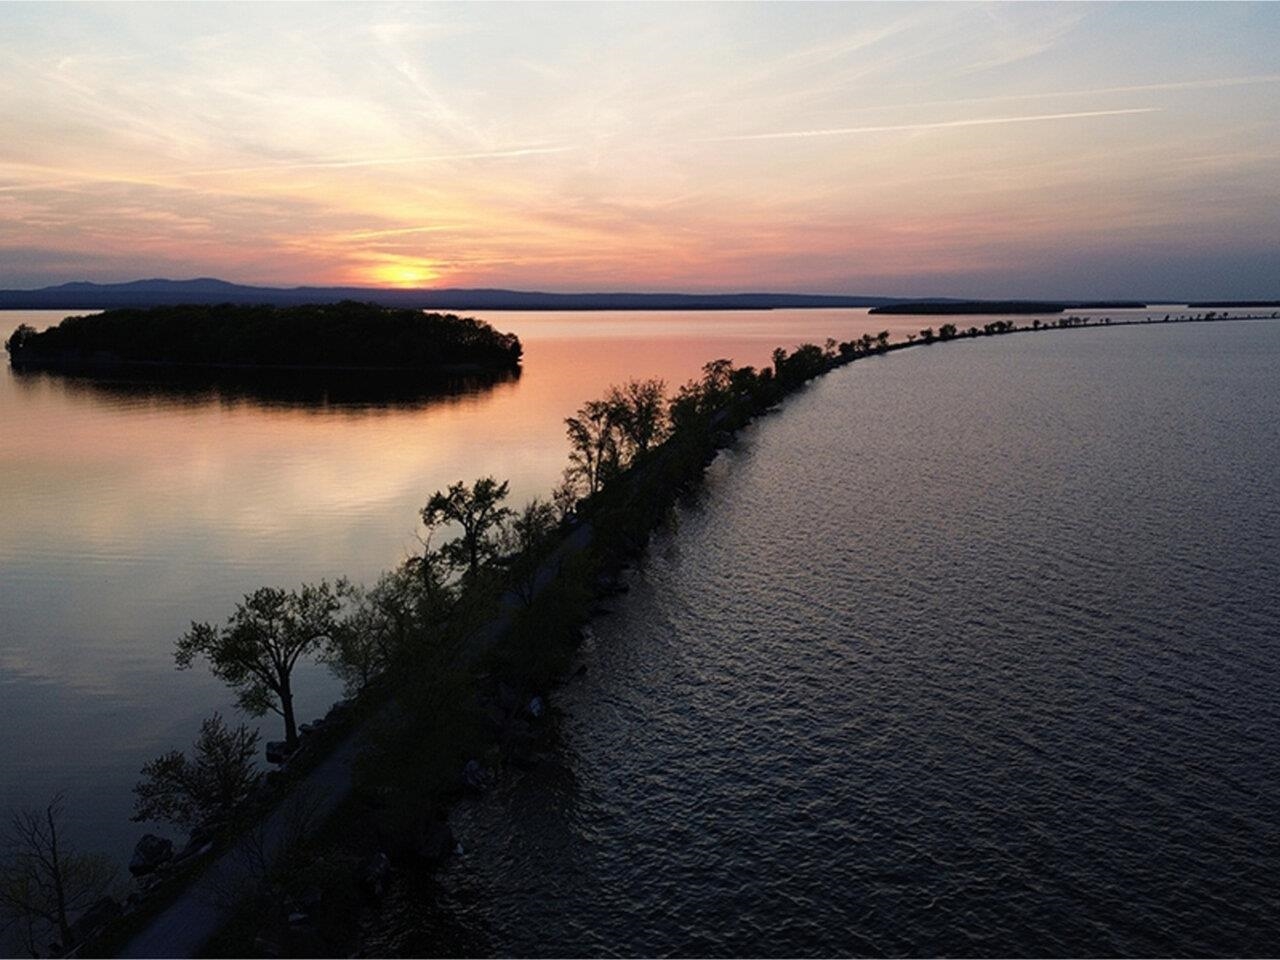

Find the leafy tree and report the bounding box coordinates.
[132,714,260,829]
[176,582,342,750]
[323,569,422,696]
[501,498,560,605]
[0,796,115,955]
[920,327,936,344]
[939,323,958,340]
[551,474,581,521]
[564,401,621,499]
[876,330,890,351]
[3,324,35,356]
[605,379,668,460]
[421,477,513,579]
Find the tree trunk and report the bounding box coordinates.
[280,679,298,750]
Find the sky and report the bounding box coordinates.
[1,1,1278,299]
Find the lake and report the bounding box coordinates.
[0,305,1265,941]
[360,317,1280,956]
[0,304,1018,865]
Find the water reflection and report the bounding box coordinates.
[9,362,521,412]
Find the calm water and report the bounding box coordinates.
[370,319,1280,956]
[0,305,1009,867]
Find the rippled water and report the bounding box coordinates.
[378,320,1280,956]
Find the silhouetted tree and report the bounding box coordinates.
[2,324,35,356]
[920,327,936,344]
[421,477,513,579]
[0,796,115,955]
[876,330,890,351]
[606,379,668,460]
[501,498,560,604]
[176,582,341,750]
[323,570,422,696]
[564,401,621,499]
[132,714,260,830]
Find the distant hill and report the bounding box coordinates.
[0,279,913,312]
[870,300,1147,315]
[1185,300,1280,308]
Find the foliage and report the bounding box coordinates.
[500,498,560,605]
[563,399,622,500]
[2,324,35,355]
[4,301,522,370]
[176,582,342,748]
[322,568,439,696]
[0,796,116,954]
[605,378,669,460]
[132,714,261,829]
[421,477,513,580]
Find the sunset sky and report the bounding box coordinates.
[2,2,1278,298]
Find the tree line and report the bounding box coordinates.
[3,301,522,370]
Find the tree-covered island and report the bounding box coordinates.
[3,301,522,371]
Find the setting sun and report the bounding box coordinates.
[367,260,442,288]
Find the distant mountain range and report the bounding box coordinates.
[0,278,918,311]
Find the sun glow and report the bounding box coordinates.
[367,260,443,288]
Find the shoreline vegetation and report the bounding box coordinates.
[868,299,1145,314]
[2,301,523,373]
[4,306,1279,958]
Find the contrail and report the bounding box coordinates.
[697,108,1160,143]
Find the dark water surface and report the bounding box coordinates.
[376,320,1280,957]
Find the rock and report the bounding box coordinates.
[129,834,173,876]
[527,696,545,719]
[265,740,295,764]
[358,851,391,901]
[67,896,121,944]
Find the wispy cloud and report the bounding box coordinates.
[856,73,1280,114]
[696,108,1160,143]
[184,145,576,177]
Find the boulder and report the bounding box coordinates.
[129,835,173,876]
